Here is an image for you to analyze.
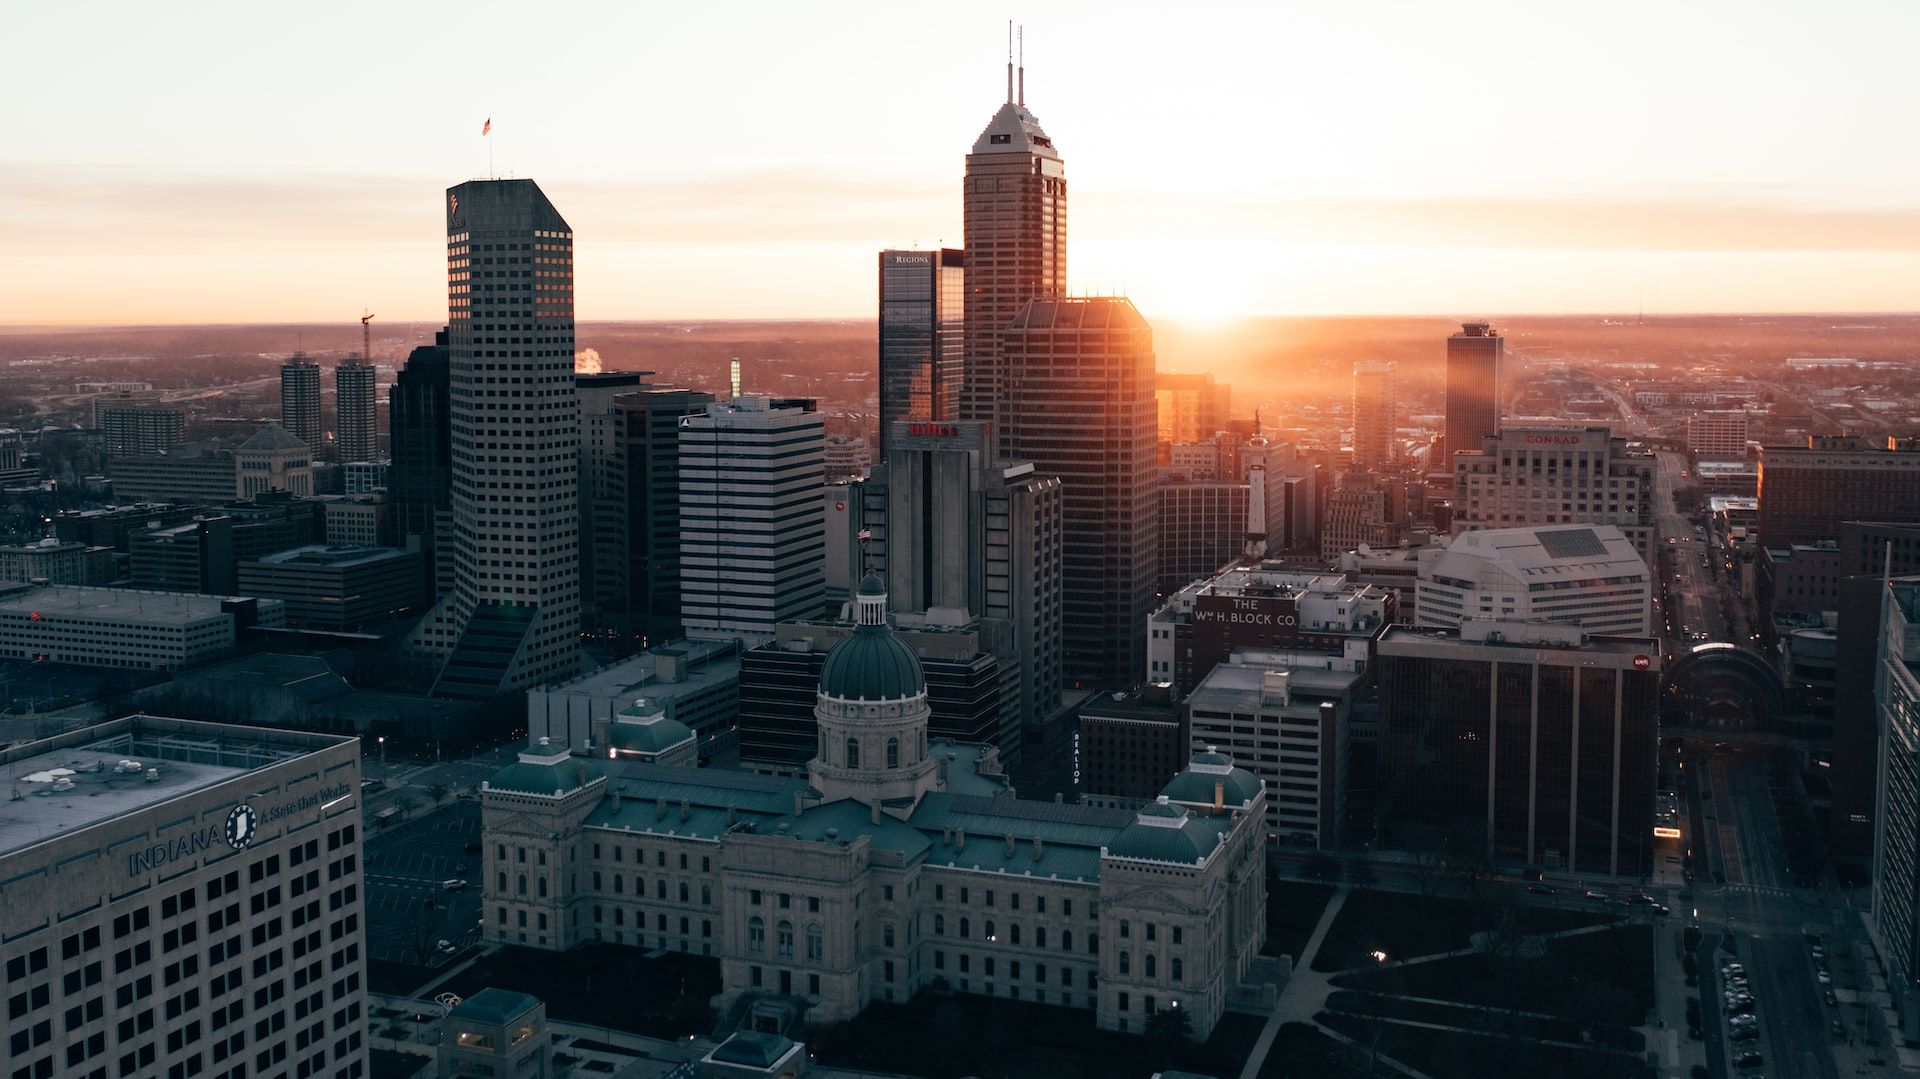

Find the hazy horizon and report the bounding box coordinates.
[6,1,1920,324]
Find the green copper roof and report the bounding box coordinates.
[1160,748,1264,808]
[1105,797,1224,866]
[819,622,923,701]
[709,1031,797,1067]
[609,705,695,756]
[484,746,603,797]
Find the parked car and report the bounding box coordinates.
[1825,990,1839,1006]
[1734,1051,1764,1069]
[1730,1026,1759,1042]
[435,940,456,955]
[1832,1019,1848,1037]
[441,879,468,891]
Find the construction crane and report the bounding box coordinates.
[359,310,375,363]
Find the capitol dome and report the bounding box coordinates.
[818,574,924,702]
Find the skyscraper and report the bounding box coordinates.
[1351,360,1396,468]
[1000,297,1158,688]
[279,354,323,450]
[335,355,378,462]
[1441,322,1502,475]
[101,405,185,457]
[408,179,584,696]
[959,58,1066,454]
[613,384,715,647]
[576,370,647,642]
[390,329,452,594]
[678,396,826,643]
[878,248,964,458]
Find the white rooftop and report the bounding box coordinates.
[0,720,324,859]
[1428,525,1646,583]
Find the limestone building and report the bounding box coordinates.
[478,577,1267,1039]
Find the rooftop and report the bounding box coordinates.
[248,544,415,569]
[1424,524,1646,582]
[538,638,740,702]
[1190,660,1367,708]
[1006,296,1148,333]
[1380,621,1661,658]
[0,583,237,624]
[448,987,541,1026]
[0,715,352,860]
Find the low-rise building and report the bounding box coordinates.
[1187,655,1366,850]
[1077,684,1188,808]
[0,537,116,585]
[1376,620,1662,876]
[527,637,743,759]
[478,577,1267,1041]
[0,583,281,669]
[236,543,423,630]
[1146,562,1393,694]
[1415,524,1652,637]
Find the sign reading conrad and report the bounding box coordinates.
[127,783,351,876]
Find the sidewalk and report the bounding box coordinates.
[1238,884,1350,1079]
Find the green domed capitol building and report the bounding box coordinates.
[479,577,1268,1038]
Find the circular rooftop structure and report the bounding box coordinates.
[819,576,924,702]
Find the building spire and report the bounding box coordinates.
[1018,25,1025,106]
[1006,21,1014,103]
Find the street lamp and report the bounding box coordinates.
[378,735,387,780]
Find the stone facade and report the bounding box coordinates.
[479,581,1266,1040]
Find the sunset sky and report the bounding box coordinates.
[5,0,1919,324]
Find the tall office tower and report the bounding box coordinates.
[612,385,715,648]
[1159,479,1247,594]
[408,179,584,697]
[1869,577,1920,1039]
[390,329,452,593]
[1440,321,1502,477]
[1832,523,1920,862]
[1155,372,1231,448]
[1757,435,1920,546]
[1001,297,1158,687]
[959,59,1066,455]
[1351,360,1397,468]
[576,371,647,641]
[862,419,1064,737]
[335,354,379,462]
[0,715,367,1079]
[678,396,826,643]
[1451,426,1656,562]
[1377,619,1662,877]
[279,354,323,450]
[101,405,185,456]
[878,248,965,458]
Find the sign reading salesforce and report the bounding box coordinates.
[127,783,352,876]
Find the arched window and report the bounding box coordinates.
[748,916,765,954]
[497,872,507,892]
[934,914,946,936]
[985,920,996,942]
[679,882,689,903]
[1145,954,1156,978]
[516,874,526,895]
[537,877,547,898]
[883,923,896,948]
[1089,932,1099,954]
[960,917,971,939]
[1171,957,1183,983]
[1011,923,1021,945]
[1119,951,1131,975]
[1036,927,1047,948]
[592,871,602,889]
[886,737,900,768]
[806,924,823,961]
[778,920,794,959]
[846,738,860,768]
[656,879,666,899]
[701,884,712,905]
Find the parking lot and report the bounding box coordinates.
[364,801,485,967]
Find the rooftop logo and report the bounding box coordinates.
[908,422,958,437]
[1524,434,1586,446]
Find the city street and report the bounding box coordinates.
[364,801,486,967]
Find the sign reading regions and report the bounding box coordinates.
[127,782,352,876]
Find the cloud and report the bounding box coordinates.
[574,348,602,374]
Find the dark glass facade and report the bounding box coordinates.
[1441,322,1502,470]
[878,249,964,459]
[1378,636,1658,877]
[389,329,451,592]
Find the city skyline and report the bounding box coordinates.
[6,1,1920,325]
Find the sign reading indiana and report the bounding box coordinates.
[127,782,352,876]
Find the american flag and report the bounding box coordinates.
[481,117,491,136]
[858,529,872,541]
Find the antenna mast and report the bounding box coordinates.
[360,310,375,363]
[1018,25,1025,105]
[1006,21,1014,103]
